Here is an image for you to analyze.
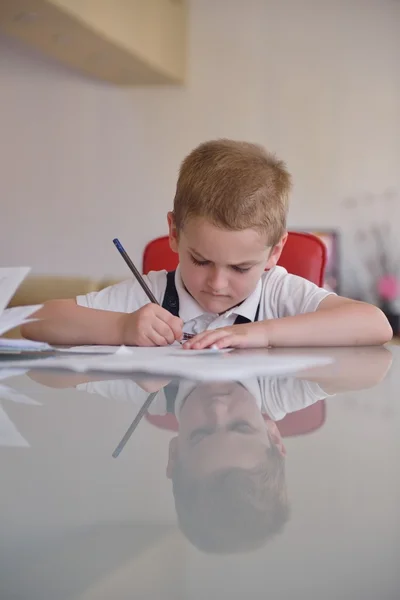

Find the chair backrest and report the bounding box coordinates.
[143,231,327,286]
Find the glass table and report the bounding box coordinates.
[0,345,399,599]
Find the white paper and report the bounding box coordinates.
[0,267,44,338]
[57,345,126,354]
[0,267,31,313]
[1,350,334,381]
[59,344,232,356]
[0,305,43,337]
[0,337,53,352]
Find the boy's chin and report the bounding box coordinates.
[197,292,236,314]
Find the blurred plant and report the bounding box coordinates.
[342,188,400,312]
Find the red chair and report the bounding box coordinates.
[143,231,327,286]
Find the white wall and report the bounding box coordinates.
[1,0,399,295]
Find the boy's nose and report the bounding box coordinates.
[205,398,230,425]
[207,268,228,293]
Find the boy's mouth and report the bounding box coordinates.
[204,291,230,297]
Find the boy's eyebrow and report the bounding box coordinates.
[188,248,260,268]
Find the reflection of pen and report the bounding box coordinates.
[112,392,158,458]
[112,238,194,341]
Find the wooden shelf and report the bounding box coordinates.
[0,0,186,85]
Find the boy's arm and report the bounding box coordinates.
[266,295,393,347]
[184,296,393,349]
[21,299,127,345]
[21,298,183,346]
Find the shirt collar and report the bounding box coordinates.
[175,266,262,324]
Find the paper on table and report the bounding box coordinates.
[58,345,232,356]
[0,267,30,313]
[0,266,43,338]
[0,337,53,352]
[2,349,334,381]
[0,306,43,337]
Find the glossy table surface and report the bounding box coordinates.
[0,345,399,600]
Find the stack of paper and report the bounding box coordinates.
[1,346,334,381]
[0,267,52,352]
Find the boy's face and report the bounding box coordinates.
[167,382,285,478]
[168,214,286,314]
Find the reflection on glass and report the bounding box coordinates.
[167,380,290,553]
[25,345,393,553]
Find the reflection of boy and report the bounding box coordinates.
[75,376,327,553]
[167,381,290,553]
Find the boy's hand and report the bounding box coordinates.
[182,322,269,350]
[122,304,183,346]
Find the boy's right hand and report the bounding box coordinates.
[121,304,183,346]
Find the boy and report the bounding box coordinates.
[22,139,392,347]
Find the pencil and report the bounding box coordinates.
[113,238,159,304]
[112,238,194,340]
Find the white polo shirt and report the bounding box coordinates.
[76,265,333,337]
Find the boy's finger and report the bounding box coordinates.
[149,328,170,346]
[169,316,184,340]
[188,330,227,349]
[211,335,236,349]
[154,318,176,345]
[156,309,183,340]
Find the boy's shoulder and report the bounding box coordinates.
[259,266,333,318]
[76,269,168,312]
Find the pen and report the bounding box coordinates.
[112,238,194,340]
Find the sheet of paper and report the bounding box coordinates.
[0,337,53,352]
[58,345,232,356]
[1,350,334,381]
[0,267,31,313]
[0,267,43,338]
[0,305,43,337]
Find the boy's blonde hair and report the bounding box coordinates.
[172,444,289,554]
[173,139,292,246]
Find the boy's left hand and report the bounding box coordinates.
[182,322,269,350]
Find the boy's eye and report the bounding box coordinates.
[189,427,213,444]
[190,255,252,273]
[230,421,255,434]
[190,255,210,267]
[231,265,252,274]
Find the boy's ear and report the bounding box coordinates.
[265,233,288,270]
[167,212,179,254]
[166,436,179,479]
